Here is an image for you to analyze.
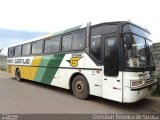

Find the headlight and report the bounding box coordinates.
[131,80,145,87]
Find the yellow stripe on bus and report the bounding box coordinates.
[29,56,42,80]
[8,56,42,80]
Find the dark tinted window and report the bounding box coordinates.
[105,37,118,58]
[37,40,43,54]
[44,39,52,53]
[32,40,43,54]
[90,35,101,62]
[72,30,85,50]
[91,24,119,36]
[62,34,72,51]
[15,46,22,56]
[123,24,151,40]
[44,36,60,53]
[32,42,37,54]
[22,43,31,55]
[8,48,14,57]
[51,36,60,52]
[104,37,118,76]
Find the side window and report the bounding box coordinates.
[72,30,85,50]
[90,35,101,62]
[22,43,31,55]
[8,48,15,57]
[44,39,52,53]
[26,43,31,55]
[44,36,60,53]
[32,40,43,54]
[15,46,22,56]
[51,36,60,52]
[62,34,72,51]
[22,45,26,55]
[37,40,43,54]
[32,42,37,54]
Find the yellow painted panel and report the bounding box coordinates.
[21,66,30,79]
[7,65,11,74]
[32,56,42,66]
[30,56,42,80]
[10,66,17,76]
[7,56,42,80]
[30,67,39,80]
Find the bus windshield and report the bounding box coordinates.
[123,24,154,69]
[125,35,154,68]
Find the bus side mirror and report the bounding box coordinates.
[124,35,132,49]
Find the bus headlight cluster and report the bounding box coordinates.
[131,80,145,87]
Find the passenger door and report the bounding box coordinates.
[102,35,123,102]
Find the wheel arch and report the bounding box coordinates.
[69,72,89,91]
[15,67,20,75]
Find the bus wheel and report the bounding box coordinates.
[15,69,22,82]
[72,75,89,99]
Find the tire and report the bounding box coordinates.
[15,69,22,82]
[72,75,89,99]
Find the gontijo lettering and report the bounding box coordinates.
[15,59,30,64]
[7,58,30,65]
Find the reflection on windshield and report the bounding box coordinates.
[123,24,151,40]
[126,35,147,68]
[123,24,154,69]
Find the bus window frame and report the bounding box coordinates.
[22,43,31,56]
[61,29,86,53]
[8,28,87,58]
[51,36,61,53]
[31,39,44,55]
[8,47,15,57]
[89,23,121,66]
[72,29,86,51]
[122,23,156,72]
[14,45,22,57]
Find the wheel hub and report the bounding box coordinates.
[75,80,84,93]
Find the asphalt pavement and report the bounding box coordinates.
[0,71,160,114]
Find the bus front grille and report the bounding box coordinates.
[131,77,157,90]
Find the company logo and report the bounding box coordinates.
[67,57,81,67]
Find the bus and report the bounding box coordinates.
[7,21,157,103]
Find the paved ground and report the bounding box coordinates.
[0,71,160,114]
